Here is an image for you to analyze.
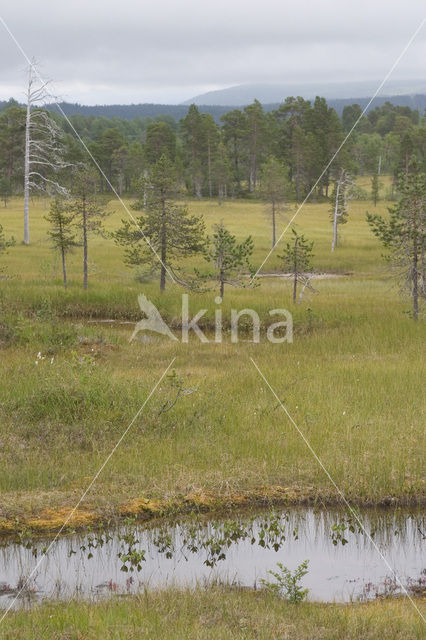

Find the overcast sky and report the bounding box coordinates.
[0,0,424,104]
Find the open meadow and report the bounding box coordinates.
[0,191,424,528]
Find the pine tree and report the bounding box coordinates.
[200,222,254,298]
[0,105,26,195]
[45,197,79,287]
[371,173,380,206]
[114,155,205,291]
[221,109,248,195]
[213,142,231,204]
[0,177,12,207]
[201,113,220,197]
[278,228,314,303]
[244,100,267,192]
[260,158,291,248]
[181,105,205,198]
[366,169,425,320]
[69,166,110,289]
[145,121,176,166]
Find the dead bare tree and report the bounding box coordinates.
[330,168,353,252]
[24,60,69,245]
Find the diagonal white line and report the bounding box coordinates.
[0,15,178,288]
[0,357,176,624]
[250,356,426,622]
[253,18,426,279]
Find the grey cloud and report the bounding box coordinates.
[0,0,424,104]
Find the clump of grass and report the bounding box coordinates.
[1,351,152,438]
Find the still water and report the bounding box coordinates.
[0,507,424,607]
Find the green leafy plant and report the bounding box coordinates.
[261,560,309,603]
[118,527,146,572]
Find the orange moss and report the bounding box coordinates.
[26,507,97,531]
[119,498,164,517]
[184,490,216,509]
[0,519,14,532]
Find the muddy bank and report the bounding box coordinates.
[1,485,424,536]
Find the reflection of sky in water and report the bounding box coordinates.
[0,507,424,608]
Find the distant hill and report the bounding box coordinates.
[43,102,235,122]
[183,80,426,106]
[44,96,426,121]
[1,94,425,125]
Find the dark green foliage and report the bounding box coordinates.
[181,105,205,198]
[0,95,424,201]
[145,121,176,165]
[213,142,231,203]
[244,99,268,192]
[0,105,25,193]
[220,108,248,195]
[342,104,363,132]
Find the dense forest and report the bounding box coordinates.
[0,95,424,203]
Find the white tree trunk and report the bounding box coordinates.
[24,69,31,245]
[22,60,69,245]
[297,276,312,304]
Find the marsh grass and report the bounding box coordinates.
[3,586,425,639]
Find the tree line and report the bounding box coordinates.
[0,95,424,206]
